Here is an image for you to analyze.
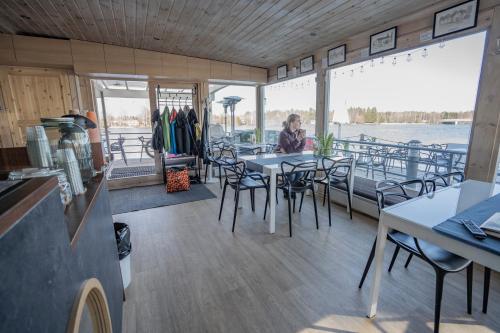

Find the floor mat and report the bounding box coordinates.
[108,166,156,180]
[109,184,216,214]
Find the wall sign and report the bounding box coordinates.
[300,56,314,73]
[369,26,397,56]
[433,0,479,38]
[327,44,346,66]
[277,64,288,79]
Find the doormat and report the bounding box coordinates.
[109,184,216,214]
[108,166,156,180]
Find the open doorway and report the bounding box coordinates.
[93,80,157,181]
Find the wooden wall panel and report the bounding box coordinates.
[231,64,251,81]
[104,45,135,74]
[71,40,106,74]
[210,60,231,80]
[0,34,16,65]
[0,67,74,147]
[162,53,188,79]
[13,35,72,67]
[249,67,267,84]
[187,57,210,79]
[135,49,162,76]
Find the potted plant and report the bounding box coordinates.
[314,133,335,157]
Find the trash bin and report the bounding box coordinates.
[114,222,132,289]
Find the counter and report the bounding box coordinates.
[0,175,123,333]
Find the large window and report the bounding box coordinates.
[209,84,256,141]
[326,31,486,180]
[263,74,316,144]
[328,32,486,144]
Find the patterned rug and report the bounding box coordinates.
[108,166,156,180]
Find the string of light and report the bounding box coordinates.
[269,40,447,91]
[333,41,446,78]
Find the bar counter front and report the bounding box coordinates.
[0,174,123,333]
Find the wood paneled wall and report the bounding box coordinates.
[0,66,94,148]
[0,35,267,83]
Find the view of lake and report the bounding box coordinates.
[331,123,471,145]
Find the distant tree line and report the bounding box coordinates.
[346,107,473,124]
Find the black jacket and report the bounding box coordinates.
[174,109,190,155]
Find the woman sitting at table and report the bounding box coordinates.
[277,114,306,154]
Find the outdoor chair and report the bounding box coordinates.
[110,136,127,165]
[315,157,353,224]
[218,161,270,232]
[359,178,473,333]
[277,161,319,237]
[386,143,408,172]
[138,136,153,162]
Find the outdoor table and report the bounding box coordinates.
[238,151,356,234]
[367,179,500,318]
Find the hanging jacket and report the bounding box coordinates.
[161,105,171,152]
[151,109,164,152]
[175,109,191,155]
[187,108,199,155]
[169,108,177,154]
[199,107,209,162]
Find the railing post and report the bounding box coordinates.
[407,140,421,180]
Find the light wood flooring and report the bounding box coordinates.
[116,182,500,333]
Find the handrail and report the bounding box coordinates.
[333,138,467,155]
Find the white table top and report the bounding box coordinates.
[384,180,500,230]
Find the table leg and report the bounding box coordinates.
[367,217,389,318]
[269,168,276,234]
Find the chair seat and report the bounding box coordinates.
[247,171,269,179]
[389,231,470,271]
[228,176,267,190]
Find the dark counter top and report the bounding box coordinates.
[64,173,105,248]
[0,174,106,248]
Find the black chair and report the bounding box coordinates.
[359,179,426,290]
[359,178,473,333]
[424,171,465,192]
[205,142,236,189]
[278,161,319,237]
[368,147,388,179]
[425,172,493,315]
[316,157,353,224]
[218,161,269,232]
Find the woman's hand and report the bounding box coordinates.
[297,129,306,141]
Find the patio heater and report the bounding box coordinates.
[217,96,242,136]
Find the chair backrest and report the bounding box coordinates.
[321,157,352,181]
[280,161,318,189]
[375,179,425,215]
[369,147,387,165]
[424,171,464,192]
[222,161,247,186]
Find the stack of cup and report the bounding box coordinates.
[26,126,53,168]
[56,148,85,195]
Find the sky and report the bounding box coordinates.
[211,85,257,117]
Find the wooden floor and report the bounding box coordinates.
[117,182,500,333]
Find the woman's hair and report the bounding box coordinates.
[282,114,300,130]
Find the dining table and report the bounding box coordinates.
[238,151,356,234]
[367,179,500,318]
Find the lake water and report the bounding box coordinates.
[330,123,472,145]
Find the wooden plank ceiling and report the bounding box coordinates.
[0,0,441,68]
